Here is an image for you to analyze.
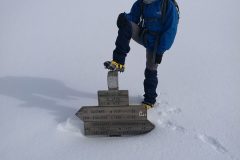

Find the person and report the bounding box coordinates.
[104,0,179,109]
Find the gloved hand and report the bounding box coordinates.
[117,13,129,28]
[155,54,163,64]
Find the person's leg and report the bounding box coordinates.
[130,22,144,45]
[112,15,132,65]
[113,14,144,65]
[143,50,162,105]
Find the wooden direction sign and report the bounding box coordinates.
[98,90,129,106]
[75,71,155,136]
[75,105,155,136]
[75,105,147,122]
[84,120,155,136]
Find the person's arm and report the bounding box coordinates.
[157,1,179,54]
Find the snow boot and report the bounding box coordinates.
[104,60,125,72]
[142,101,154,109]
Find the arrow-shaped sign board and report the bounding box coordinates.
[84,120,155,136]
[75,105,147,122]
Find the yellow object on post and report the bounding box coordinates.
[111,60,125,72]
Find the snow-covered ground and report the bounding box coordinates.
[0,0,239,160]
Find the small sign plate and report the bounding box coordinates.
[98,90,129,106]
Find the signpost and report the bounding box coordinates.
[75,71,155,136]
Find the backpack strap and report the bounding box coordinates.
[173,0,180,15]
[166,0,180,19]
[161,0,180,22]
[138,0,145,28]
[161,0,169,23]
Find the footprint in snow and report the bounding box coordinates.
[197,134,228,153]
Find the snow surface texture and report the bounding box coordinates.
[0,0,240,160]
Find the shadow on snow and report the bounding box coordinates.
[0,76,96,123]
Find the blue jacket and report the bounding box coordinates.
[126,0,179,55]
